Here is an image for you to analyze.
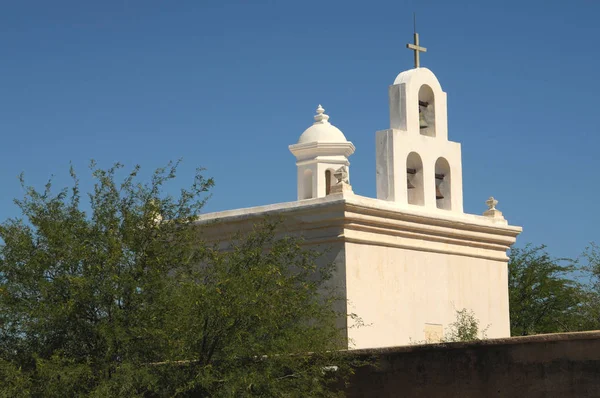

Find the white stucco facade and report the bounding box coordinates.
[195,192,520,349]
[195,66,522,349]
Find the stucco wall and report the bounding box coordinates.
[194,193,520,350]
[344,331,600,398]
[345,242,510,348]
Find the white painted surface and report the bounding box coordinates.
[195,192,520,349]
[344,242,510,348]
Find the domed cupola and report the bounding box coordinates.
[289,105,355,200]
[297,105,349,144]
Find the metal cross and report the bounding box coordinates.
[406,15,427,68]
[406,32,427,68]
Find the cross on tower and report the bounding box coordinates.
[406,30,427,68]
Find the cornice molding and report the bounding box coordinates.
[195,193,521,262]
[289,141,356,160]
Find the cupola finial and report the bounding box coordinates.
[314,104,330,124]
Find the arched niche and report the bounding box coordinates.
[418,84,436,137]
[406,152,424,206]
[325,169,335,195]
[434,157,451,210]
[303,169,313,199]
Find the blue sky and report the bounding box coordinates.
[1,0,598,260]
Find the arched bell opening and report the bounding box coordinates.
[418,84,436,137]
[303,169,313,199]
[406,152,424,206]
[434,157,451,210]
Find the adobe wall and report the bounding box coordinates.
[345,331,600,398]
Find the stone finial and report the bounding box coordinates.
[486,197,498,211]
[483,196,504,221]
[334,166,349,184]
[330,166,353,194]
[314,104,330,124]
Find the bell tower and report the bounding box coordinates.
[376,32,463,213]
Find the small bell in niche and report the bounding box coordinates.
[435,185,444,200]
[407,167,416,189]
[419,100,429,129]
[435,172,445,199]
[419,110,428,129]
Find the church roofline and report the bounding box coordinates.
[193,193,521,262]
[194,193,519,233]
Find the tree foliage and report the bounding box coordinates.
[0,161,352,397]
[581,243,600,328]
[444,308,488,343]
[508,245,595,336]
[585,243,600,290]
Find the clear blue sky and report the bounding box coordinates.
[1,0,598,260]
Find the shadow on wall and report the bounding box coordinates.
[342,331,600,398]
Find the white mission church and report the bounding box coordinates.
[196,32,522,349]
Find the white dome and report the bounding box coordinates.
[297,105,348,144]
[298,124,347,144]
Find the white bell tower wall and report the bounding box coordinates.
[376,68,463,213]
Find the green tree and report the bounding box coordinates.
[581,243,600,328]
[0,161,353,397]
[508,245,593,336]
[444,308,488,342]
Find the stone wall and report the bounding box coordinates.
[344,331,600,397]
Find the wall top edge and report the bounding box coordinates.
[194,193,522,238]
[346,330,600,356]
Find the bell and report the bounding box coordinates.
[436,185,444,200]
[419,110,428,129]
[407,178,415,189]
